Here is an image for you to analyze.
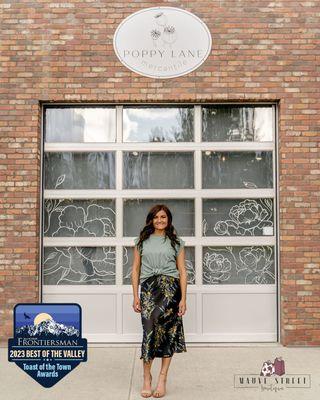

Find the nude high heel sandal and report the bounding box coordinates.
[153,372,167,398]
[141,373,153,398]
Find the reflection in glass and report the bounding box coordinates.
[43,247,116,285]
[123,199,195,237]
[44,152,115,189]
[44,199,116,237]
[202,246,275,284]
[123,246,196,285]
[45,107,116,142]
[202,106,273,142]
[123,152,194,189]
[202,151,273,189]
[203,198,274,236]
[123,107,194,142]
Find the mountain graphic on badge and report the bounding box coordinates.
[16,312,79,338]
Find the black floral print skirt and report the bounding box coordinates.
[139,274,187,363]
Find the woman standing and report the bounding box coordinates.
[131,204,187,398]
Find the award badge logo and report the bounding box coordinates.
[8,303,88,388]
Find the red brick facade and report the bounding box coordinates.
[0,1,319,344]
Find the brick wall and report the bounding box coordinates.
[0,1,319,344]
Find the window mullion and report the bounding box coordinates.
[116,106,123,286]
[194,105,202,287]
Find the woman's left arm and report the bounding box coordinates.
[176,247,187,316]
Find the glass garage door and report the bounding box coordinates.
[42,104,278,342]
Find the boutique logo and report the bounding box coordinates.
[234,356,311,392]
[113,7,212,79]
[8,303,87,388]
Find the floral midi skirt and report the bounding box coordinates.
[139,274,187,363]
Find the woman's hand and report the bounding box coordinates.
[132,296,141,313]
[178,299,187,316]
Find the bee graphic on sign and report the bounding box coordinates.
[150,12,178,48]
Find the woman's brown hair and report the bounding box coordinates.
[135,204,182,257]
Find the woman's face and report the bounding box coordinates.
[153,209,168,230]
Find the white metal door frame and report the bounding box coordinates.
[41,102,279,343]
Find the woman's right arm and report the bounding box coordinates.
[131,246,141,302]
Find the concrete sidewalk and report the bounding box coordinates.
[1,344,320,400]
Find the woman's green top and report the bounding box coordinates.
[134,234,185,284]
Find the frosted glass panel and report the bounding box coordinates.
[43,247,116,285]
[44,199,115,237]
[44,152,115,189]
[123,246,196,285]
[203,198,274,236]
[123,152,194,189]
[203,246,275,284]
[202,151,273,188]
[45,107,116,142]
[202,106,273,142]
[123,107,194,142]
[123,199,194,236]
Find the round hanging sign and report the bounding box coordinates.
[113,7,212,79]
